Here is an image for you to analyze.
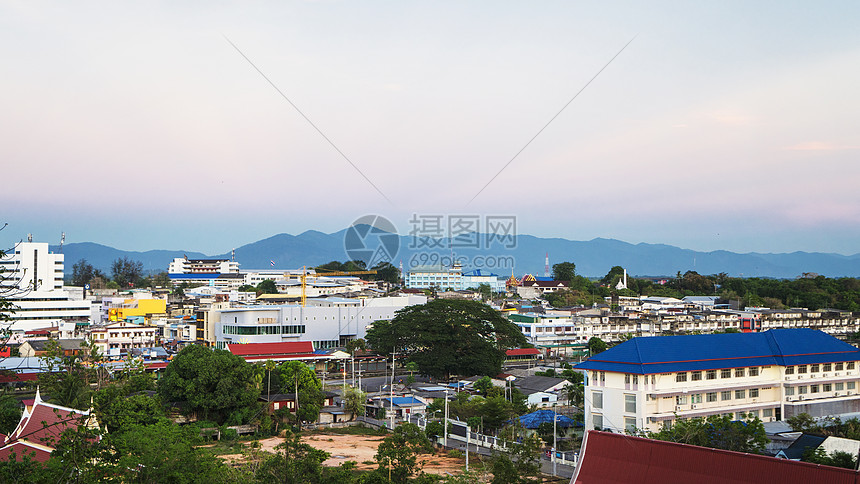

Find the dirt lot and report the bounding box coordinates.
[249,433,467,476]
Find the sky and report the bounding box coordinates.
[2,1,859,256]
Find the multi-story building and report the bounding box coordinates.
[575,329,860,434]
[90,320,159,357]
[206,295,427,350]
[406,263,505,292]
[0,242,92,332]
[167,257,243,288]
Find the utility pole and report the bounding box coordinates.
[465,423,470,471]
[552,405,558,477]
[389,351,395,429]
[443,389,449,447]
[295,373,300,430]
[442,388,448,447]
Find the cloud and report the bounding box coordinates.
[784,141,860,151]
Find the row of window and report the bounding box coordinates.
[222,325,306,335]
[785,362,855,374]
[785,382,856,395]
[665,409,774,428]
[676,388,762,405]
[591,392,637,413]
[676,367,763,382]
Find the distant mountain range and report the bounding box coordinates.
[53,230,860,279]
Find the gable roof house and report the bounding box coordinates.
[0,389,100,463]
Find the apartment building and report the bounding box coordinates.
[575,329,860,434]
[0,242,92,332]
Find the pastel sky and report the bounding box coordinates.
[2,1,859,255]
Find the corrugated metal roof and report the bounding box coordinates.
[575,329,860,374]
[572,430,860,484]
[228,341,314,357]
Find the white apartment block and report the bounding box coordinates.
[576,329,860,434]
[0,242,92,332]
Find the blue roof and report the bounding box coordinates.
[574,329,860,375]
[516,409,579,429]
[386,397,423,406]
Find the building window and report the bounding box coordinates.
[836,362,844,371]
[601,372,606,383]
[797,365,807,374]
[676,395,688,405]
[810,385,819,393]
[785,366,794,375]
[785,387,795,396]
[706,370,717,380]
[836,383,845,391]
[798,386,808,394]
[749,367,759,377]
[676,372,687,382]
[707,392,718,402]
[735,389,746,399]
[735,368,745,377]
[749,410,759,418]
[811,364,820,373]
[691,394,702,404]
[849,382,856,390]
[593,391,603,409]
[624,417,637,433]
[849,362,856,370]
[736,412,747,420]
[721,391,731,401]
[625,374,630,384]
[633,374,639,384]
[824,363,832,372]
[749,388,759,398]
[592,414,603,430]
[823,384,832,392]
[691,371,702,381]
[721,369,731,379]
[625,394,637,413]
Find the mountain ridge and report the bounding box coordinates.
[51,230,860,279]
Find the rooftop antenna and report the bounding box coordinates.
[60,232,65,253]
[545,252,550,278]
[27,233,32,243]
[231,248,235,262]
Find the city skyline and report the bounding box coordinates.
[2,2,859,255]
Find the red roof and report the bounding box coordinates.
[572,431,860,484]
[0,441,52,463]
[506,348,541,357]
[228,341,314,357]
[10,401,88,448]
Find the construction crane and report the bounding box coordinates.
[300,267,377,307]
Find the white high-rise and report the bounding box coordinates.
[0,242,92,332]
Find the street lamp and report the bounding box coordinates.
[552,404,558,477]
[443,388,448,447]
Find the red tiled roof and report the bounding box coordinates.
[0,441,52,463]
[11,402,88,448]
[228,341,314,357]
[572,431,860,484]
[506,348,541,357]
[0,372,39,383]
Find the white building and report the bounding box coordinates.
[406,263,505,292]
[576,329,860,434]
[208,295,427,350]
[0,242,92,332]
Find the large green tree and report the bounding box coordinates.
[365,299,527,380]
[110,257,144,288]
[70,259,106,287]
[157,345,260,424]
[552,262,576,282]
[374,422,434,483]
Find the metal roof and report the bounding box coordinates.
[572,430,860,484]
[574,329,860,375]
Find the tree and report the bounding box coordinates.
[277,361,324,424]
[601,266,625,285]
[648,414,768,454]
[552,262,576,282]
[157,345,260,424]
[587,337,607,355]
[371,261,400,285]
[152,271,172,288]
[343,385,367,417]
[238,284,256,292]
[110,257,144,288]
[787,412,819,433]
[490,434,542,484]
[255,429,335,483]
[374,423,434,483]
[71,259,105,287]
[365,300,528,380]
[0,394,21,435]
[802,447,857,469]
[256,279,278,295]
[37,339,92,409]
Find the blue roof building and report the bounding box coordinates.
[575,329,860,435]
